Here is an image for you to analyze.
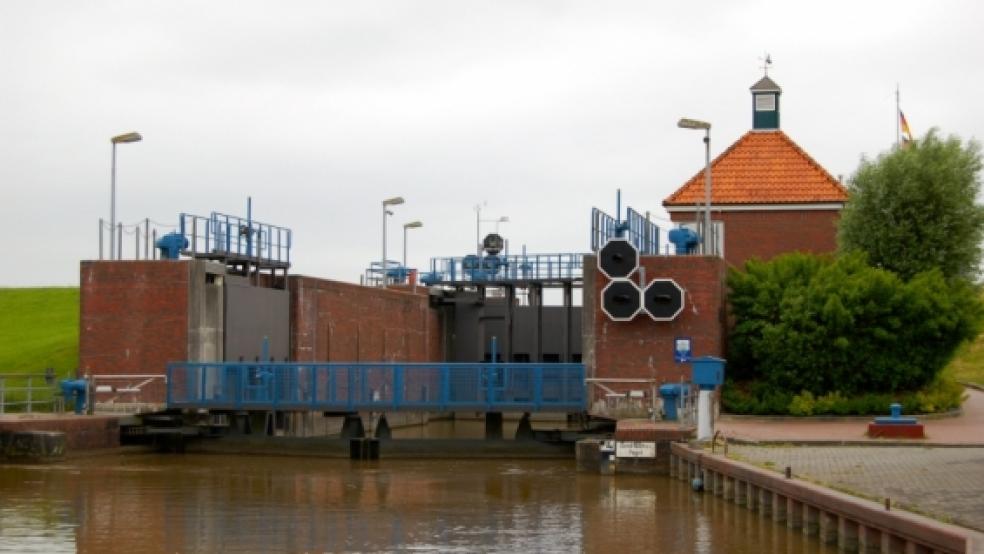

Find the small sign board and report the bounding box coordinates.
[615,441,656,458]
[674,337,692,363]
[600,439,616,453]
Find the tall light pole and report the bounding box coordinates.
[677,118,712,255]
[474,203,484,256]
[381,196,405,288]
[403,221,423,269]
[110,132,142,260]
[485,216,509,234]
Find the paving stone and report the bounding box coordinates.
[729,444,984,532]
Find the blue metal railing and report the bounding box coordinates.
[626,208,660,255]
[591,207,660,255]
[167,362,586,413]
[364,261,416,287]
[178,212,292,267]
[423,253,584,284]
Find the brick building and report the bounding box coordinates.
[663,75,848,268]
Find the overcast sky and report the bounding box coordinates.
[2,1,982,287]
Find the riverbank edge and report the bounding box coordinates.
[670,443,984,553]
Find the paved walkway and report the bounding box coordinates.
[712,388,984,532]
[728,444,984,532]
[717,387,984,444]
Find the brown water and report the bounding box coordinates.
[0,450,836,553]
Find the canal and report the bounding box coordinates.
[0,449,836,552]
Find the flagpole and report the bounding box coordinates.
[896,84,900,149]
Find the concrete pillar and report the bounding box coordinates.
[735,480,747,506]
[669,455,677,478]
[802,505,819,536]
[723,476,734,501]
[714,471,724,496]
[746,484,757,511]
[771,494,787,524]
[882,533,907,553]
[758,488,772,517]
[818,511,838,544]
[514,412,533,440]
[838,517,859,551]
[786,498,802,530]
[374,414,392,439]
[485,412,503,440]
[857,525,880,552]
[341,413,365,439]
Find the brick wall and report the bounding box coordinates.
[289,276,442,363]
[79,261,189,403]
[584,255,727,384]
[670,208,840,268]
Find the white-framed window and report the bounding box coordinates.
[681,221,724,258]
[755,94,776,112]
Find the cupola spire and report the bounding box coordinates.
[750,57,781,130]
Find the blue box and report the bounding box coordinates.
[691,356,725,389]
[659,383,689,421]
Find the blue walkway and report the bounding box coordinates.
[167,362,586,413]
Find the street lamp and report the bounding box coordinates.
[403,221,423,269]
[381,196,405,288]
[110,131,142,260]
[677,118,712,255]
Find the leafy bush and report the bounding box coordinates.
[728,252,984,397]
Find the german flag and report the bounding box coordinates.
[900,110,914,145]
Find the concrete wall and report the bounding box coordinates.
[583,255,727,383]
[0,416,120,450]
[671,208,840,268]
[188,260,225,363]
[289,276,442,363]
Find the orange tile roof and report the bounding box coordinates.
[663,130,848,206]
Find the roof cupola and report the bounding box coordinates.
[750,74,781,130]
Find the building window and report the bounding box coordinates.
[755,94,776,112]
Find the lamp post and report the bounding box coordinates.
[485,216,509,234]
[677,118,712,255]
[110,132,142,260]
[381,196,405,288]
[403,221,423,269]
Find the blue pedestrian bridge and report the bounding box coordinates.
[167,362,586,413]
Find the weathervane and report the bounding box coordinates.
[759,53,773,76]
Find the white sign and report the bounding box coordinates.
[615,441,656,458]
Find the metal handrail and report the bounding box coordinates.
[178,212,292,266]
[0,373,59,414]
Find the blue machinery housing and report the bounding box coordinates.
[167,362,586,413]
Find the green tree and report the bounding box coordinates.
[838,130,984,281]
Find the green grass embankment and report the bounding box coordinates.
[948,329,984,387]
[0,288,79,410]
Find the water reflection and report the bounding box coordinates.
[0,454,836,553]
